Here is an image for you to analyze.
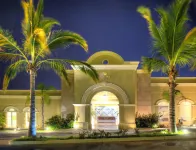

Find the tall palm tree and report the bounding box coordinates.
[137,0,196,132]
[0,0,98,137]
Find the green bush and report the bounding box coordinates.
[45,113,74,130]
[0,113,6,130]
[135,113,160,128]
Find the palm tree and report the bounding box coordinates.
[26,83,56,130]
[37,83,55,130]
[0,0,98,137]
[162,89,182,101]
[137,0,196,132]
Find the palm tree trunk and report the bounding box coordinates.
[168,71,177,133]
[41,97,44,130]
[28,69,36,137]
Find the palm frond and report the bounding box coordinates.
[47,30,88,51]
[37,83,45,90]
[3,60,27,90]
[138,0,193,72]
[162,89,183,101]
[137,6,170,61]
[38,59,71,85]
[169,0,190,63]
[0,28,27,59]
[69,60,99,82]
[38,59,98,83]
[34,28,49,54]
[43,93,51,105]
[39,17,60,35]
[174,27,196,67]
[141,57,168,73]
[34,0,44,28]
[0,53,23,62]
[21,0,35,37]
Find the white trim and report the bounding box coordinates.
[151,83,196,86]
[119,104,136,106]
[151,83,168,86]
[4,106,19,112]
[81,82,129,104]
[73,104,89,106]
[73,104,135,106]
[72,64,139,70]
[0,95,61,99]
[92,65,139,70]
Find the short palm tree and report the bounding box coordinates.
[137,0,196,132]
[0,0,98,137]
[26,83,56,130]
[37,83,55,130]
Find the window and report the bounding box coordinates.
[179,101,192,125]
[157,101,169,122]
[4,107,18,128]
[23,107,38,128]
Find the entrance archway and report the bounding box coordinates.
[91,91,119,130]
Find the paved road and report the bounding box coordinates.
[0,140,196,150]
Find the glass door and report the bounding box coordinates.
[7,112,17,128]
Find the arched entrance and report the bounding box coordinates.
[73,82,135,130]
[91,91,119,130]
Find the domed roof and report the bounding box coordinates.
[87,51,124,65]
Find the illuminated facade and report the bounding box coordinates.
[0,51,196,129]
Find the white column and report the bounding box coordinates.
[73,104,88,129]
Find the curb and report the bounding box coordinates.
[9,135,196,145]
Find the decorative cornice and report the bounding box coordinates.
[92,64,139,70]
[0,95,61,99]
[151,83,196,86]
[72,64,139,70]
[73,104,135,106]
[119,104,135,106]
[73,104,89,106]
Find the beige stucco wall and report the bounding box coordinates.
[151,77,196,125]
[74,69,137,104]
[0,90,61,129]
[137,70,152,114]
[61,71,75,118]
[72,68,138,129]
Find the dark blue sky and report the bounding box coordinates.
[0,0,196,90]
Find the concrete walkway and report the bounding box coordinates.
[0,128,164,140]
[1,140,196,150]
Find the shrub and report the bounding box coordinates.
[45,113,74,130]
[0,113,6,130]
[134,128,140,135]
[135,112,160,128]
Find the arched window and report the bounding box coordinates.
[157,100,169,122]
[4,106,18,128]
[179,100,193,125]
[23,107,38,128]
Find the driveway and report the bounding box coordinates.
[0,140,196,150]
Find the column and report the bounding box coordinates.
[119,104,136,129]
[73,104,88,129]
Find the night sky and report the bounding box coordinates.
[0,0,196,90]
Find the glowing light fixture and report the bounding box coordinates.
[73,122,80,129]
[182,129,189,134]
